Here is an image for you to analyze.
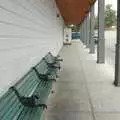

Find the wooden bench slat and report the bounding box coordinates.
[0,52,62,120]
[0,79,38,117]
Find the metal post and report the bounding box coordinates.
[97,0,105,63]
[82,20,85,44]
[80,23,83,42]
[80,25,81,41]
[84,19,87,45]
[86,14,90,48]
[114,0,120,86]
[89,5,95,53]
[82,22,85,43]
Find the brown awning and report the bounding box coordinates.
[56,0,96,24]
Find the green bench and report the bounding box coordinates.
[42,52,63,77]
[0,52,62,120]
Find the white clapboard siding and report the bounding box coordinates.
[0,0,64,94]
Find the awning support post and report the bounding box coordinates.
[86,14,90,48]
[80,23,83,43]
[114,0,120,86]
[97,0,105,63]
[89,5,95,53]
[83,20,86,44]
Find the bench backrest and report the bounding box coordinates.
[0,69,41,120]
[0,52,61,120]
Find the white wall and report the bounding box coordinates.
[0,0,64,94]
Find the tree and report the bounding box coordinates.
[105,4,116,28]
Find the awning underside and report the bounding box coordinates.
[56,0,96,24]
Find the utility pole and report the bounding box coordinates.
[114,0,120,86]
[97,0,105,63]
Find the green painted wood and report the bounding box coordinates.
[0,52,61,120]
[0,71,39,118]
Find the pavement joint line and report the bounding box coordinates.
[95,112,120,114]
[78,45,96,120]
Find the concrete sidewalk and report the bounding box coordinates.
[45,41,120,120]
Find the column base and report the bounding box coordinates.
[114,80,120,87]
[97,59,105,64]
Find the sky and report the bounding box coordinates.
[95,0,117,15]
[105,0,117,10]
